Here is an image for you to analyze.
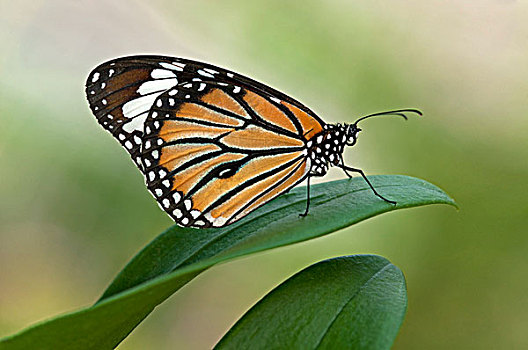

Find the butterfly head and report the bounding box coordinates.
[347,109,423,147]
[344,123,361,147]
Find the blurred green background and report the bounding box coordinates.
[1,1,527,349]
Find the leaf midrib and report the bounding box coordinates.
[312,262,393,349]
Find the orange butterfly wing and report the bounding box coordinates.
[143,81,323,227]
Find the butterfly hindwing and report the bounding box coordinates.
[142,81,313,227]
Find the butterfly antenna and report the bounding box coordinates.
[353,109,422,125]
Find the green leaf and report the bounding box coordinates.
[215,255,407,350]
[0,176,455,350]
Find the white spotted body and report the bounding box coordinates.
[307,124,355,177]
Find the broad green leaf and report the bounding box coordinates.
[216,255,407,350]
[0,176,455,349]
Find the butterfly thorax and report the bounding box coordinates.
[307,123,351,177]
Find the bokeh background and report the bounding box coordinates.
[1,1,527,348]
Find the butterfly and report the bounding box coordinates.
[85,55,420,228]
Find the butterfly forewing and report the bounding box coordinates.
[85,56,188,170]
[85,56,326,227]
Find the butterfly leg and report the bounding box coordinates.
[339,155,353,179]
[299,176,311,217]
[339,165,397,205]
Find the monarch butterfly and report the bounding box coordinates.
[85,55,420,228]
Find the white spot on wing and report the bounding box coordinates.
[137,78,178,95]
[91,72,100,82]
[122,94,159,119]
[197,69,214,78]
[172,192,181,203]
[151,69,177,79]
[122,113,148,133]
[159,62,184,71]
[171,61,186,69]
[203,68,219,75]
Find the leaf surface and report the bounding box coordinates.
[0,176,455,349]
[216,255,407,350]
